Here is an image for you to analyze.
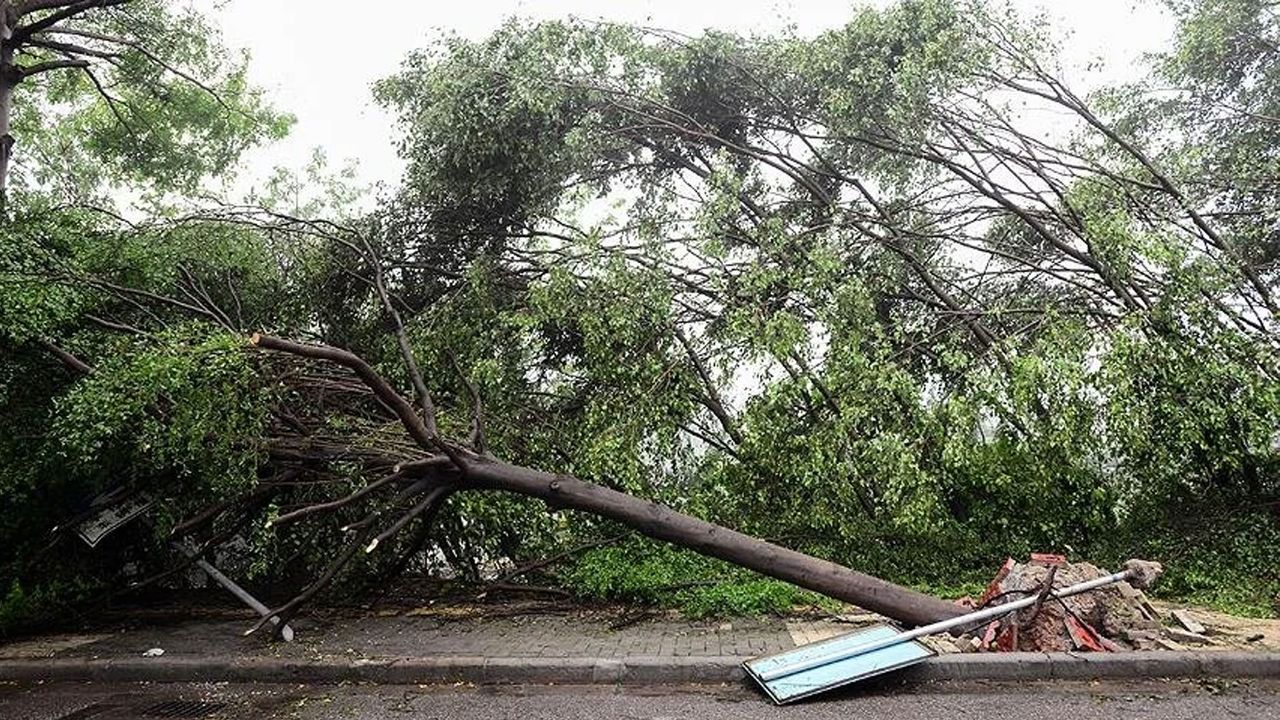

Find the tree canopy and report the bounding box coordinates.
[2,0,1278,632]
[0,0,292,209]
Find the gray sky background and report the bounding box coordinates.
[217,0,1173,195]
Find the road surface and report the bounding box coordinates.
[2,679,1279,719]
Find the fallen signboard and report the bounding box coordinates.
[73,490,154,548]
[64,488,296,641]
[744,561,1158,704]
[743,623,934,704]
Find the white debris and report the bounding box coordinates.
[1165,628,1215,646]
[1171,609,1207,635]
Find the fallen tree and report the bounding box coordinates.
[10,0,1280,636]
[246,333,964,633]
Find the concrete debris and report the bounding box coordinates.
[921,636,961,654]
[1122,559,1164,590]
[966,556,1165,653]
[1115,580,1162,621]
[1171,609,1207,635]
[1123,629,1164,651]
[933,557,1280,653]
[1165,628,1215,645]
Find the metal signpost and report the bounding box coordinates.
[68,489,295,642]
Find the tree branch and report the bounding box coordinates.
[39,338,93,374]
[272,469,405,526]
[674,327,743,445]
[12,0,129,43]
[16,56,88,77]
[16,0,92,17]
[364,485,452,554]
[250,334,438,453]
[447,351,487,454]
[25,36,117,59]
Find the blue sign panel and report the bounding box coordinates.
[743,624,935,704]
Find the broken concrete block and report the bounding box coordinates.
[923,636,960,654]
[1122,560,1163,589]
[1165,628,1214,645]
[1170,609,1206,635]
[1140,600,1161,622]
[1123,629,1162,651]
[1114,583,1161,622]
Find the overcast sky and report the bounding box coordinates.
[216,0,1172,195]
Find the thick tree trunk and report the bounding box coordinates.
[0,1,16,214]
[465,457,964,627]
[249,333,966,628]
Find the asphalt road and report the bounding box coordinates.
[3,679,1280,720]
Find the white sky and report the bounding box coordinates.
[216,0,1173,195]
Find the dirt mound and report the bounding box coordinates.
[960,556,1163,652]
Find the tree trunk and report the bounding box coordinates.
[0,0,16,215]
[465,457,964,627]
[249,333,966,628]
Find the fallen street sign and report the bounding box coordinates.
[743,623,935,704]
[744,567,1144,704]
[75,492,155,547]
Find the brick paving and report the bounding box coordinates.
[0,612,861,663]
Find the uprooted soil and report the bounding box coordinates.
[972,559,1163,651]
[904,557,1277,653]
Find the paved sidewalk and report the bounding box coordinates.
[0,612,821,662]
[2,611,1278,685]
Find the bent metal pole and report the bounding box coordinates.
[758,569,1135,682]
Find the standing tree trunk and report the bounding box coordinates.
[0,0,17,215]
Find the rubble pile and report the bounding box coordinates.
[957,556,1165,652]
[834,555,1276,655]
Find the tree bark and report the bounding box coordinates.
[250,333,966,627]
[0,1,17,214]
[463,457,964,627]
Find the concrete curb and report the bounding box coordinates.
[1,652,1278,685]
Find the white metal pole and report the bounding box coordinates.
[170,541,295,642]
[193,558,296,642]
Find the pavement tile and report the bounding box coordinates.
[11,613,798,666]
[9,611,1275,687]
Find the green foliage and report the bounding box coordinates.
[0,205,101,343]
[0,578,104,637]
[373,19,635,240]
[56,328,268,502]
[1103,321,1280,515]
[1103,0,1280,268]
[677,581,818,619]
[8,0,293,205]
[5,0,1280,630]
[1103,511,1280,618]
[564,538,824,617]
